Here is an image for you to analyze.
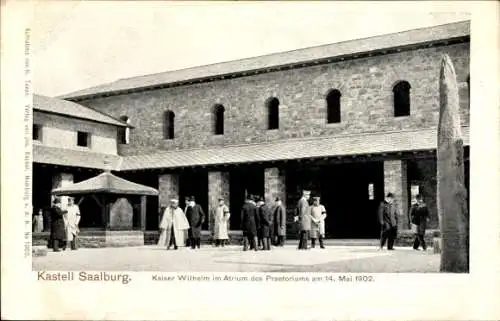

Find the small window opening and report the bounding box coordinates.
[266,97,280,130]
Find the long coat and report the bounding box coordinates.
[378,201,399,231]
[185,204,205,238]
[273,204,286,236]
[258,204,273,238]
[65,204,80,242]
[241,201,260,237]
[158,207,190,247]
[49,206,67,241]
[212,205,230,240]
[297,197,311,231]
[410,203,429,234]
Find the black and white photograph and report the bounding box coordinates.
[28,3,472,273]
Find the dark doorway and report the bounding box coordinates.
[179,169,209,230]
[229,166,264,230]
[320,161,384,238]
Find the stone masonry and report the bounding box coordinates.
[208,171,230,230]
[264,167,286,208]
[383,160,409,230]
[81,42,470,156]
[158,173,179,208]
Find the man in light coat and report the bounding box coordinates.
[158,199,190,250]
[65,197,81,250]
[211,197,231,247]
[310,196,327,249]
[295,190,311,250]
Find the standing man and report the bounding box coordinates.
[273,197,286,247]
[33,208,44,233]
[184,197,192,247]
[49,197,67,252]
[378,193,399,250]
[241,194,260,251]
[258,197,273,251]
[185,196,205,249]
[310,196,327,249]
[158,199,190,250]
[410,194,430,251]
[65,197,81,251]
[212,197,230,247]
[295,190,311,250]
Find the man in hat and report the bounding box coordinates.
[211,196,231,247]
[241,194,260,251]
[310,196,327,249]
[409,194,430,251]
[295,190,311,250]
[158,199,190,250]
[49,197,67,252]
[64,197,81,251]
[378,193,399,250]
[258,196,273,251]
[273,197,286,246]
[185,196,205,249]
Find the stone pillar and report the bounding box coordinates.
[158,173,179,222]
[51,173,73,209]
[384,160,409,230]
[264,167,286,208]
[208,171,230,230]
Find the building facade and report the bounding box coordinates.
[36,21,470,240]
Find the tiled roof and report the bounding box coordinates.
[119,127,470,171]
[33,144,122,170]
[34,94,130,127]
[60,21,470,100]
[52,171,158,196]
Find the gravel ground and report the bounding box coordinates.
[32,244,439,272]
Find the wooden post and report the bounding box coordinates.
[140,195,147,230]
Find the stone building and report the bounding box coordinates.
[37,21,470,240]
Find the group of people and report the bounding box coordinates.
[157,196,231,250]
[45,196,81,252]
[378,192,430,251]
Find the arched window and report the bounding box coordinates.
[118,115,130,144]
[266,97,280,130]
[213,104,225,135]
[326,89,341,123]
[164,110,175,140]
[393,81,411,117]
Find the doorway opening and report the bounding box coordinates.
[229,166,264,230]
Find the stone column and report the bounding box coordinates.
[264,167,286,208]
[208,171,230,230]
[158,173,179,223]
[384,160,409,230]
[51,173,73,209]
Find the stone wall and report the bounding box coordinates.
[384,160,409,230]
[208,171,230,229]
[264,167,286,206]
[34,112,119,155]
[80,43,469,156]
[158,174,179,208]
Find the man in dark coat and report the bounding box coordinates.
[185,196,205,249]
[273,197,286,246]
[49,197,67,252]
[241,194,260,251]
[295,190,311,250]
[410,194,430,251]
[258,197,273,251]
[378,193,399,250]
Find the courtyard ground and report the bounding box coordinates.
[32,243,440,272]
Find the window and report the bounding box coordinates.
[77,131,90,147]
[164,110,175,140]
[393,81,411,117]
[266,97,280,130]
[33,124,42,141]
[326,89,341,123]
[118,115,130,144]
[213,104,225,135]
